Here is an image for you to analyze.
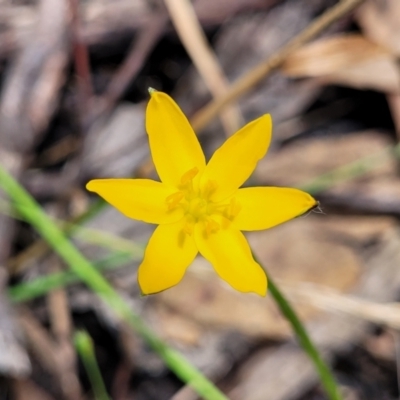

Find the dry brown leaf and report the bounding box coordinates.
[312,215,395,243]
[257,130,400,213]
[364,330,395,361]
[155,308,204,345]
[326,175,400,214]
[282,34,400,93]
[356,1,400,137]
[283,34,389,76]
[82,103,148,178]
[319,58,400,93]
[157,266,293,339]
[250,218,361,291]
[228,228,400,400]
[13,379,56,400]
[257,130,394,186]
[357,0,400,56]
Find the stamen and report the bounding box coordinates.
[183,218,194,235]
[223,197,241,220]
[166,191,184,210]
[180,167,199,185]
[205,218,220,236]
[203,180,218,198]
[227,197,241,219]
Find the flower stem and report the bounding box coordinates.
[254,253,342,400]
[0,164,228,400]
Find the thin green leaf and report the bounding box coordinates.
[253,253,342,400]
[74,330,110,400]
[0,164,228,400]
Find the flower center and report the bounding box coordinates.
[165,167,241,236]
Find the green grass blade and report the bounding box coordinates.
[254,252,342,400]
[0,164,228,400]
[8,252,132,303]
[298,145,396,194]
[74,330,111,400]
[268,279,341,400]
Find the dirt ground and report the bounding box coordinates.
[1,0,400,399]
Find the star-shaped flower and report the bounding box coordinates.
[87,91,317,296]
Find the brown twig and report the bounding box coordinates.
[190,0,366,132]
[0,0,277,61]
[48,257,83,400]
[0,0,68,275]
[164,0,242,135]
[90,13,167,123]
[69,0,93,123]
[0,0,69,152]
[18,308,81,400]
[280,281,400,330]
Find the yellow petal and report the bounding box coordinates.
[86,179,184,224]
[201,114,272,201]
[146,92,206,187]
[194,224,267,296]
[233,187,317,231]
[138,220,198,294]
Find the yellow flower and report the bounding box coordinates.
[86,91,317,296]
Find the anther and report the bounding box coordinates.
[226,197,241,219]
[203,180,218,198]
[166,191,184,210]
[183,217,194,235]
[230,198,241,217]
[205,218,220,236]
[180,167,199,186]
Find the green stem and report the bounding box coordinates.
[74,330,110,400]
[8,252,132,303]
[0,164,228,400]
[254,253,342,400]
